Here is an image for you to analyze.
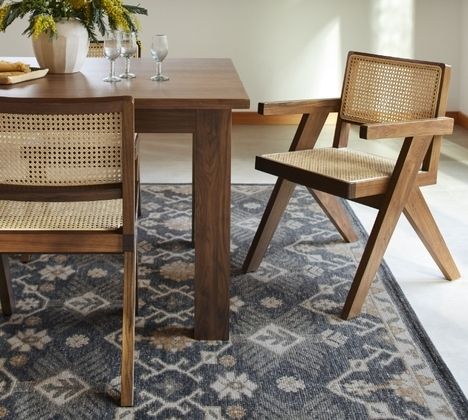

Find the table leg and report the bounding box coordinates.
[193,109,231,340]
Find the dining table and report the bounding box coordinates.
[0,57,250,340]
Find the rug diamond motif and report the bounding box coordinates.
[248,323,305,355]
[35,370,90,406]
[64,291,110,315]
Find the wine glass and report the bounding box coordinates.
[150,34,169,81]
[103,30,122,82]
[119,31,138,79]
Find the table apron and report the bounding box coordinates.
[135,109,197,133]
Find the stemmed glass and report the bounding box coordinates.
[119,31,138,79]
[150,34,169,81]
[103,30,122,82]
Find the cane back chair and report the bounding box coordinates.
[0,96,138,406]
[243,51,460,319]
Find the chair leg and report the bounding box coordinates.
[135,255,139,317]
[341,136,434,319]
[121,251,136,407]
[404,188,460,280]
[242,110,330,272]
[0,254,14,316]
[136,156,142,218]
[137,185,142,218]
[308,189,359,243]
[192,135,196,247]
[341,201,406,320]
[243,178,296,272]
[191,181,195,247]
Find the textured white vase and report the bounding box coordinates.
[32,19,89,74]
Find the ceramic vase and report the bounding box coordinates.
[32,19,89,73]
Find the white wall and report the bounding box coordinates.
[0,0,462,110]
[413,0,461,112]
[460,0,468,115]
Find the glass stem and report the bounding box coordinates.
[110,60,115,79]
[157,61,162,77]
[125,57,130,75]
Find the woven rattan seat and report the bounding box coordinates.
[243,51,459,320]
[0,96,138,407]
[262,148,395,183]
[0,199,122,231]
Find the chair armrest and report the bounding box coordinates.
[360,117,454,140]
[258,98,340,115]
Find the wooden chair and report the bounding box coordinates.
[0,96,137,406]
[243,51,460,319]
[88,40,142,58]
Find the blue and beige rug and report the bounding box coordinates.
[0,185,467,419]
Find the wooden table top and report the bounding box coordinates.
[0,57,250,110]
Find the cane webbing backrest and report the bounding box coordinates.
[341,53,443,124]
[0,112,122,186]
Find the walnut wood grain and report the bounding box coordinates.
[0,58,250,110]
[342,135,434,319]
[121,249,136,406]
[332,118,351,148]
[258,98,340,115]
[0,232,124,253]
[360,117,454,140]
[193,109,231,340]
[242,179,296,273]
[0,184,122,202]
[403,188,460,280]
[243,110,331,272]
[308,189,358,243]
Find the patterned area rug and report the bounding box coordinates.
[0,184,467,419]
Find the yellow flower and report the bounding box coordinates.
[0,0,146,39]
[0,5,10,31]
[32,15,57,38]
[101,0,130,31]
[68,0,88,10]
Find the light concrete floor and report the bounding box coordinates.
[139,123,468,397]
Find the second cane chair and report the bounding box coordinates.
[0,96,138,406]
[243,51,460,319]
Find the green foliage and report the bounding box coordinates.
[0,0,147,40]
